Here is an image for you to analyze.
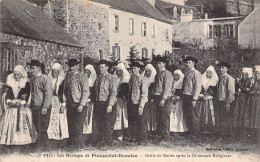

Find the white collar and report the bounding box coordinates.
[160,67,166,71]
[34,72,42,77]
[221,73,227,77]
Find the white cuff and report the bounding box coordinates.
[61,102,66,107]
[20,100,27,106]
[6,99,12,103]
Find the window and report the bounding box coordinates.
[99,50,103,60]
[142,48,148,58]
[114,15,119,31]
[208,25,213,38]
[223,24,234,38]
[152,25,156,37]
[166,29,169,40]
[129,18,134,35]
[141,22,147,36]
[0,43,34,83]
[152,49,155,55]
[213,25,221,38]
[112,44,120,60]
[98,22,102,30]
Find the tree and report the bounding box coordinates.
[185,0,228,18]
[234,0,241,16]
[127,45,141,65]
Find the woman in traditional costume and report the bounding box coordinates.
[143,64,157,137]
[168,69,188,133]
[113,63,130,140]
[0,65,37,151]
[233,68,252,129]
[83,64,97,143]
[243,66,260,141]
[47,63,69,146]
[197,66,219,133]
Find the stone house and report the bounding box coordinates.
[0,0,83,83]
[238,1,260,49]
[47,0,173,62]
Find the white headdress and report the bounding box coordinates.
[84,64,97,87]
[242,67,253,78]
[255,65,260,73]
[48,63,65,92]
[144,64,157,85]
[6,65,28,98]
[202,66,219,91]
[116,63,130,83]
[173,69,184,90]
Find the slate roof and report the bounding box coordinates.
[0,0,83,48]
[91,0,172,24]
[155,0,202,20]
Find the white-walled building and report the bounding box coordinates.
[238,1,260,49]
[48,0,172,61]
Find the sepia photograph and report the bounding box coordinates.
[0,0,259,161]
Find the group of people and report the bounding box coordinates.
[0,55,259,153]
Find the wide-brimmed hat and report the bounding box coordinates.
[27,59,41,67]
[154,55,167,63]
[98,59,111,67]
[130,62,142,68]
[183,56,198,64]
[217,61,231,68]
[65,58,81,67]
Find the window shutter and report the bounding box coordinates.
[118,46,121,60]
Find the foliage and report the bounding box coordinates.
[127,45,142,65]
[172,42,260,78]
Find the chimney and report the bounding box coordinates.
[190,9,193,21]
[173,6,177,19]
[205,13,208,19]
[146,0,155,7]
[181,8,193,22]
[201,5,204,13]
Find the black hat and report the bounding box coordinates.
[130,62,142,68]
[65,58,81,67]
[217,61,231,68]
[154,55,166,63]
[183,56,198,64]
[98,59,111,67]
[27,59,41,67]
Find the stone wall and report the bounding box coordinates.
[0,33,82,73]
[47,0,110,60]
